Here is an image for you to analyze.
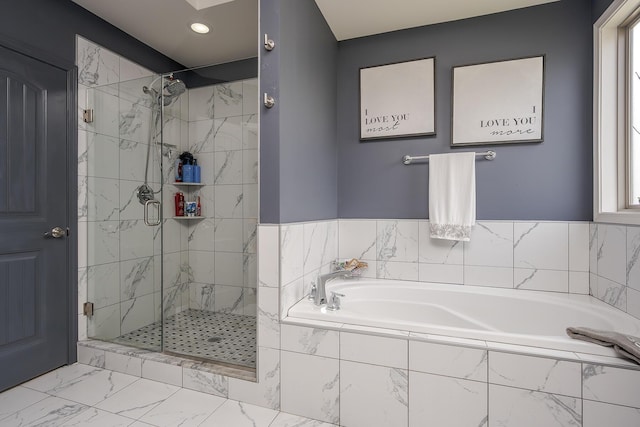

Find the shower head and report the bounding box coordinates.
[142,75,186,107]
[162,78,186,106]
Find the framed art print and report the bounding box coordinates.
[451,55,544,146]
[360,57,435,140]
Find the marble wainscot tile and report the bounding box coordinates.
[418,263,464,284]
[583,364,640,408]
[78,176,88,221]
[200,399,278,427]
[188,218,216,251]
[489,384,581,427]
[1,396,88,427]
[242,114,258,149]
[303,221,338,275]
[95,378,179,419]
[488,352,581,397]
[189,283,216,311]
[281,324,339,358]
[243,149,259,184]
[258,287,281,350]
[514,222,568,270]
[338,220,377,261]
[119,139,148,182]
[214,81,243,118]
[463,265,514,288]
[340,332,407,369]
[409,341,487,382]
[376,220,419,263]
[377,260,419,280]
[281,351,340,424]
[418,221,464,264]
[340,361,408,427]
[77,345,106,368]
[280,278,304,319]
[244,219,258,254]
[514,268,569,292]
[189,251,215,285]
[87,303,121,340]
[61,407,133,427]
[569,222,590,272]
[409,371,487,427]
[590,223,598,274]
[138,388,225,427]
[569,271,590,294]
[595,275,627,311]
[628,287,640,319]
[597,224,627,285]
[243,184,259,219]
[119,220,154,261]
[214,285,244,314]
[628,226,640,290]
[464,221,514,267]
[280,224,305,285]
[228,346,281,410]
[583,400,640,427]
[119,180,145,221]
[87,86,120,138]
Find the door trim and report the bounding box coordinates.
[0,32,78,365]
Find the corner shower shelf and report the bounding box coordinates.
[172,216,204,220]
[173,182,205,186]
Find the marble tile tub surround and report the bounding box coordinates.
[277,219,592,320]
[274,321,640,426]
[590,222,640,320]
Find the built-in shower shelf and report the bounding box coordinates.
[173,182,205,186]
[172,216,204,220]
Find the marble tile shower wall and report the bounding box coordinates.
[185,80,259,317]
[589,223,640,320]
[77,36,191,341]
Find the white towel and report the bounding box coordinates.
[428,152,476,241]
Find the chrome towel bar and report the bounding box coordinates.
[402,150,496,165]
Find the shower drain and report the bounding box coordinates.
[207,336,222,343]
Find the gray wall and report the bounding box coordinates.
[260,0,338,223]
[0,0,183,73]
[337,0,594,220]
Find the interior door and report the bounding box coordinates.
[0,44,71,392]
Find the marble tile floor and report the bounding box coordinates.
[113,310,256,368]
[0,363,336,427]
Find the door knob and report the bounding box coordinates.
[44,226,66,238]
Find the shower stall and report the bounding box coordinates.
[80,60,259,371]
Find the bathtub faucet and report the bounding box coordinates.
[314,270,354,306]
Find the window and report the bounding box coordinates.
[594,0,640,224]
[630,18,640,207]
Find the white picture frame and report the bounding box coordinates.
[360,57,436,140]
[451,56,544,146]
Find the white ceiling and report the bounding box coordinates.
[72,0,560,68]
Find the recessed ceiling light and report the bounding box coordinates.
[190,22,210,34]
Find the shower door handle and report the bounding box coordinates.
[144,199,161,226]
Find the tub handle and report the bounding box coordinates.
[308,282,317,301]
[327,292,345,311]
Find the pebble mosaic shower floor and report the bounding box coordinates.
[114,309,256,368]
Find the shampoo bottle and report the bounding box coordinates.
[182,159,193,183]
[193,158,201,183]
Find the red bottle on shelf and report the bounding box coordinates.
[196,196,202,216]
[175,192,185,216]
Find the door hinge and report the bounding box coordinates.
[82,109,94,123]
[83,302,94,317]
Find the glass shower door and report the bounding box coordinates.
[84,74,164,352]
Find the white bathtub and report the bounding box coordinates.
[287,279,640,357]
